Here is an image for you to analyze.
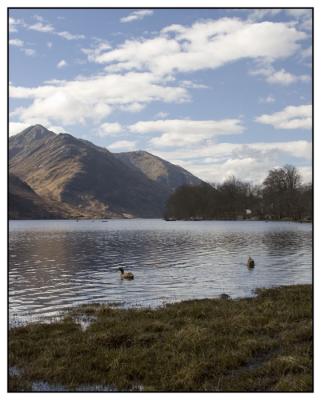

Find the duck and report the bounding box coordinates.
[118,267,134,280]
[247,257,255,268]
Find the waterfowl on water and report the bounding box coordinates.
[118,267,134,280]
[247,257,255,268]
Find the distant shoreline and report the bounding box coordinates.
[9,217,312,223]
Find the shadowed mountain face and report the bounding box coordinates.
[9,173,61,219]
[9,125,204,219]
[115,150,203,192]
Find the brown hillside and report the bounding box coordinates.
[9,125,204,219]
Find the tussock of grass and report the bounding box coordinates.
[9,284,312,392]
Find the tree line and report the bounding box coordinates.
[164,165,312,221]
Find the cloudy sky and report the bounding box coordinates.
[9,8,312,184]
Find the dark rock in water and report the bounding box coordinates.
[220,293,230,300]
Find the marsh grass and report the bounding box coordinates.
[9,285,312,392]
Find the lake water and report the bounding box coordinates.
[9,219,312,325]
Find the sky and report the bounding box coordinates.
[8,8,312,184]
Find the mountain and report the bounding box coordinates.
[9,125,205,219]
[9,173,61,219]
[115,150,202,192]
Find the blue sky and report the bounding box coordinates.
[9,8,312,183]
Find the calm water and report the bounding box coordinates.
[9,219,312,325]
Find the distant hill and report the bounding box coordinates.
[9,125,204,219]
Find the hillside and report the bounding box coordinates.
[9,125,204,219]
[115,150,202,192]
[9,173,61,219]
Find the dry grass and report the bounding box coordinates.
[9,284,312,392]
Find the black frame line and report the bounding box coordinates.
[7,6,314,394]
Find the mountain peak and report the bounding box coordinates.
[18,124,56,140]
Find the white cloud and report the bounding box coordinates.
[119,103,145,113]
[26,20,85,40]
[150,140,311,184]
[286,9,312,19]
[57,59,67,69]
[151,140,311,163]
[188,157,264,183]
[179,157,311,184]
[247,9,312,32]
[245,141,312,160]
[120,10,153,23]
[9,72,188,127]
[47,42,53,48]
[9,17,24,33]
[298,166,312,183]
[286,9,312,31]
[9,38,24,47]
[259,95,275,104]
[22,48,36,56]
[81,41,111,62]
[9,38,36,56]
[90,17,306,77]
[29,22,54,33]
[247,9,282,21]
[179,80,208,89]
[33,15,44,22]
[9,17,18,32]
[250,65,310,85]
[300,17,312,31]
[97,36,180,74]
[256,104,312,130]
[129,119,244,147]
[97,122,123,136]
[301,46,312,59]
[56,31,85,40]
[9,121,31,136]
[266,69,310,85]
[155,111,169,119]
[108,140,137,151]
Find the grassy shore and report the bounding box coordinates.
[9,284,312,392]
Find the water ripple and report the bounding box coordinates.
[9,219,312,325]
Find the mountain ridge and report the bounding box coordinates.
[9,125,205,219]
[115,150,201,192]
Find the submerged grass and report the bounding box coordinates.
[9,284,312,392]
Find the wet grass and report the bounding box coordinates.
[9,284,312,392]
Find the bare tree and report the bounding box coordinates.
[263,165,302,219]
[164,165,311,221]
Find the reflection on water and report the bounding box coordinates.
[9,219,312,325]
